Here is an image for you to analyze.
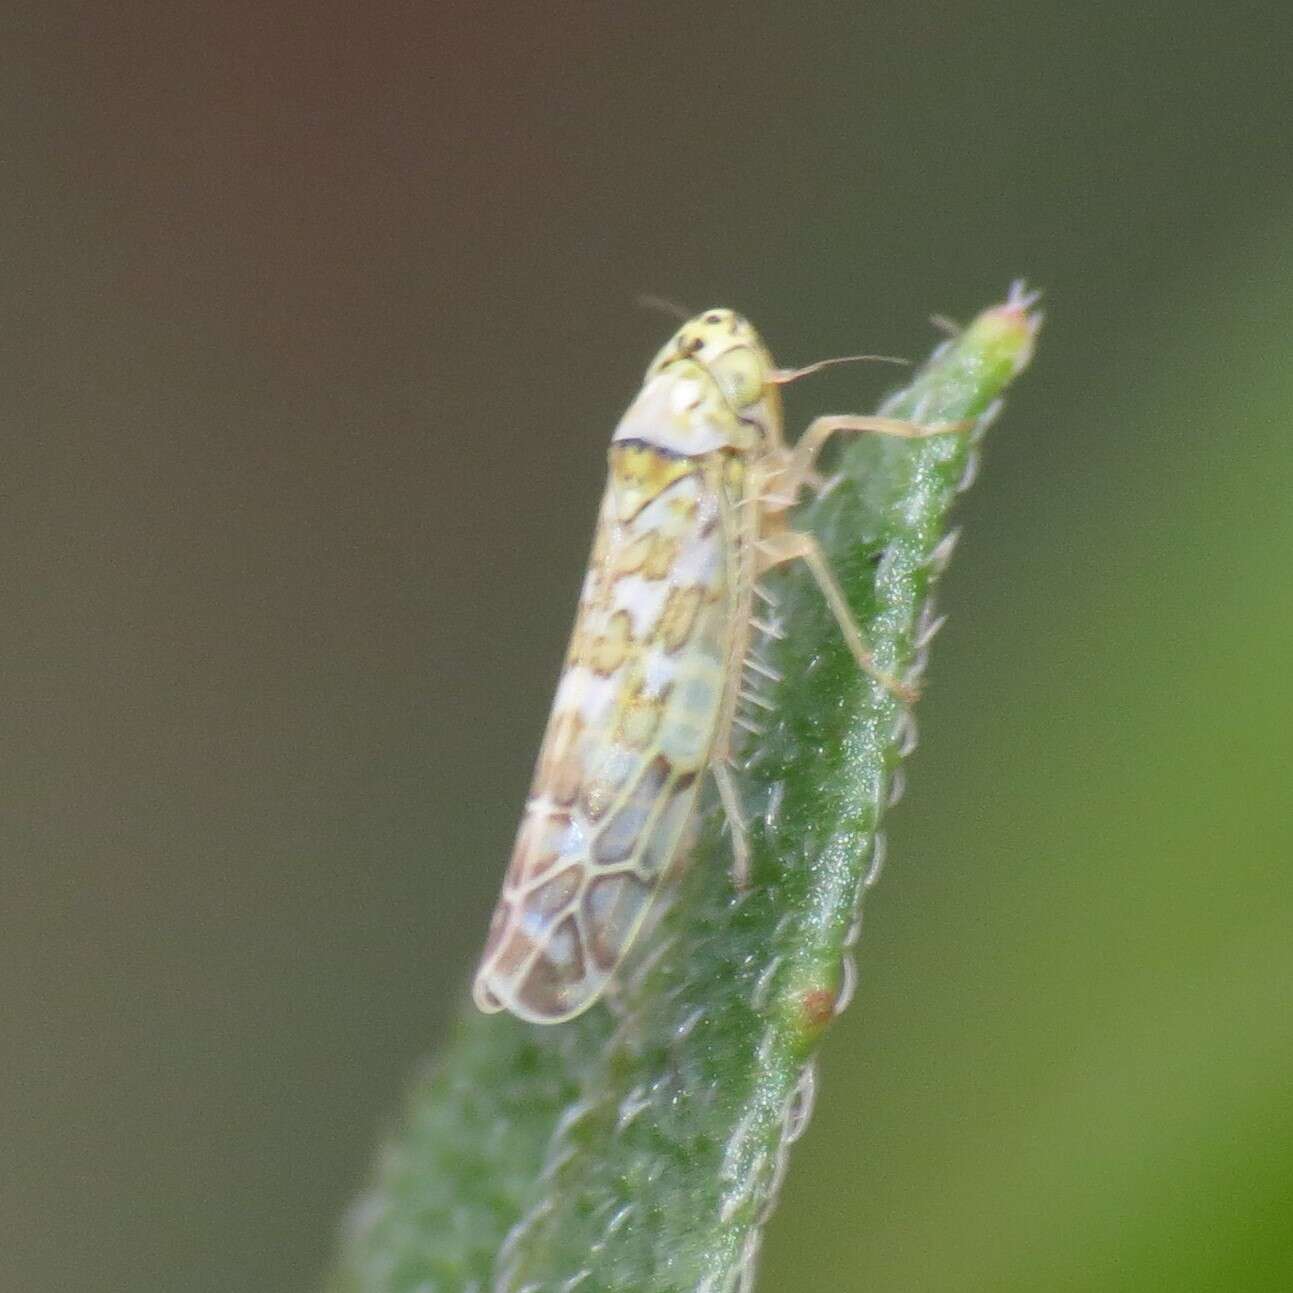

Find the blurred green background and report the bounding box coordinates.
[7,3,1292,1290]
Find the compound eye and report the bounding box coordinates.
[709,346,764,409]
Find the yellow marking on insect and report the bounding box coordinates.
[473,309,967,1023]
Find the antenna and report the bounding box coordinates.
[636,294,694,323]
[769,352,909,385]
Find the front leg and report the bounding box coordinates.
[783,414,970,500]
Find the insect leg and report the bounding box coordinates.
[755,529,919,703]
[783,414,970,499]
[712,756,752,888]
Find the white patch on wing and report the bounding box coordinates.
[553,664,593,712]
[614,574,670,636]
[674,531,721,584]
[575,672,616,725]
[643,648,674,696]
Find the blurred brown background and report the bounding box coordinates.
[6,3,1292,1290]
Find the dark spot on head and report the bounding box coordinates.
[704,312,722,324]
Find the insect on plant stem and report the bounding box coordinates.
[473,310,968,1022]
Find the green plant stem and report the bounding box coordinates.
[331,292,1040,1293]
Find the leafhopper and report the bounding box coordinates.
[473,310,962,1023]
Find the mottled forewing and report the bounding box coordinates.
[474,443,732,1021]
